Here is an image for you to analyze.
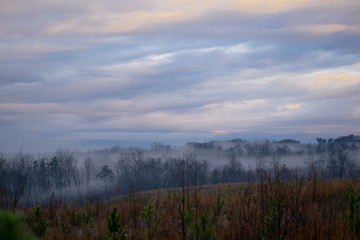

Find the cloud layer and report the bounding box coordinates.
[1,0,360,151]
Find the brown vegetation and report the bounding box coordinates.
[19,178,360,240]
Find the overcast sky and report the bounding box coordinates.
[1,0,360,152]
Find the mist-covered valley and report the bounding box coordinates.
[1,134,359,208]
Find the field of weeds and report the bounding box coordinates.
[4,178,358,239]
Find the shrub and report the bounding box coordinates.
[141,203,156,240]
[344,184,360,234]
[106,207,127,240]
[0,210,38,240]
[25,205,47,238]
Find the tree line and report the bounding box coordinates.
[0,135,359,208]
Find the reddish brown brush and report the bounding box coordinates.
[20,178,360,240]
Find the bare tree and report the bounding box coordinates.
[6,152,32,209]
[83,156,94,191]
[327,144,351,178]
[97,165,114,193]
[55,149,79,187]
[0,153,10,208]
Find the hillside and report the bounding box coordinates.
[4,178,359,239]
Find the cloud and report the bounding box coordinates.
[0,0,359,151]
[278,104,301,111]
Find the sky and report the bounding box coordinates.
[1,0,360,152]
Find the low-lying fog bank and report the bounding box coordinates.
[1,135,359,207]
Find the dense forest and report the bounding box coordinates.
[1,134,359,207]
[1,135,360,239]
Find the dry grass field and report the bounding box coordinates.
[16,178,360,240]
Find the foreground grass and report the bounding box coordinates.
[10,178,360,239]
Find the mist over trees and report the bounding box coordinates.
[0,135,359,208]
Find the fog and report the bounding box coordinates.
[1,135,359,207]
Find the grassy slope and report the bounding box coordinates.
[23,178,360,239]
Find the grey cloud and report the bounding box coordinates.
[0,63,43,84]
[127,6,360,60]
[0,0,155,34]
[0,1,359,151]
[303,85,360,102]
